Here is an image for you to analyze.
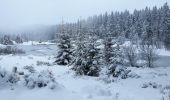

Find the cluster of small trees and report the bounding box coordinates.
[0,35,24,55]
[55,23,157,78]
[0,35,23,45]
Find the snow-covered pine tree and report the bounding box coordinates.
[103,36,114,66]
[72,23,100,76]
[107,40,130,79]
[103,25,115,66]
[55,20,73,65]
[71,20,87,73]
[141,7,154,46]
[151,6,160,48]
[85,26,101,76]
[163,5,170,50]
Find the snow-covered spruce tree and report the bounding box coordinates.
[55,23,73,65]
[103,33,115,65]
[72,23,100,77]
[163,6,170,50]
[85,35,100,76]
[107,41,130,79]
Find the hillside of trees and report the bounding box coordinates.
[56,3,170,50]
[55,3,170,77]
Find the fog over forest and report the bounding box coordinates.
[0,0,169,31]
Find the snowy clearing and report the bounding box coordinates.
[0,43,170,100]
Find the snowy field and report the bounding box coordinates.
[0,43,170,100]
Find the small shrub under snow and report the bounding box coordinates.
[23,65,36,73]
[108,65,131,79]
[0,46,25,55]
[141,82,162,89]
[36,61,52,66]
[23,70,59,89]
[0,67,20,88]
[160,85,170,100]
[1,66,62,90]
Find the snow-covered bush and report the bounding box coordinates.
[123,44,139,67]
[36,61,52,66]
[139,45,158,68]
[160,85,170,100]
[108,65,131,79]
[23,65,36,73]
[23,70,59,89]
[160,85,170,94]
[1,66,62,90]
[0,67,20,88]
[127,72,141,78]
[141,82,162,89]
[0,46,25,55]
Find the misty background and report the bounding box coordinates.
[0,0,169,31]
[0,0,169,41]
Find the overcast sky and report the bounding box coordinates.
[0,0,169,30]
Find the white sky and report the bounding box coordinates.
[0,0,169,30]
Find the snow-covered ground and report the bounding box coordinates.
[0,42,170,100]
[22,41,56,45]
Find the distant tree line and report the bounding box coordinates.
[0,35,23,45]
[55,3,170,50]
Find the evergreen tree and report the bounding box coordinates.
[55,22,73,65]
[103,36,114,65]
[72,23,100,76]
[162,3,170,49]
[107,42,129,79]
[141,8,154,46]
[151,6,160,47]
[160,2,170,43]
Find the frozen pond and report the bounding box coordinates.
[155,56,170,67]
[17,44,57,56]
